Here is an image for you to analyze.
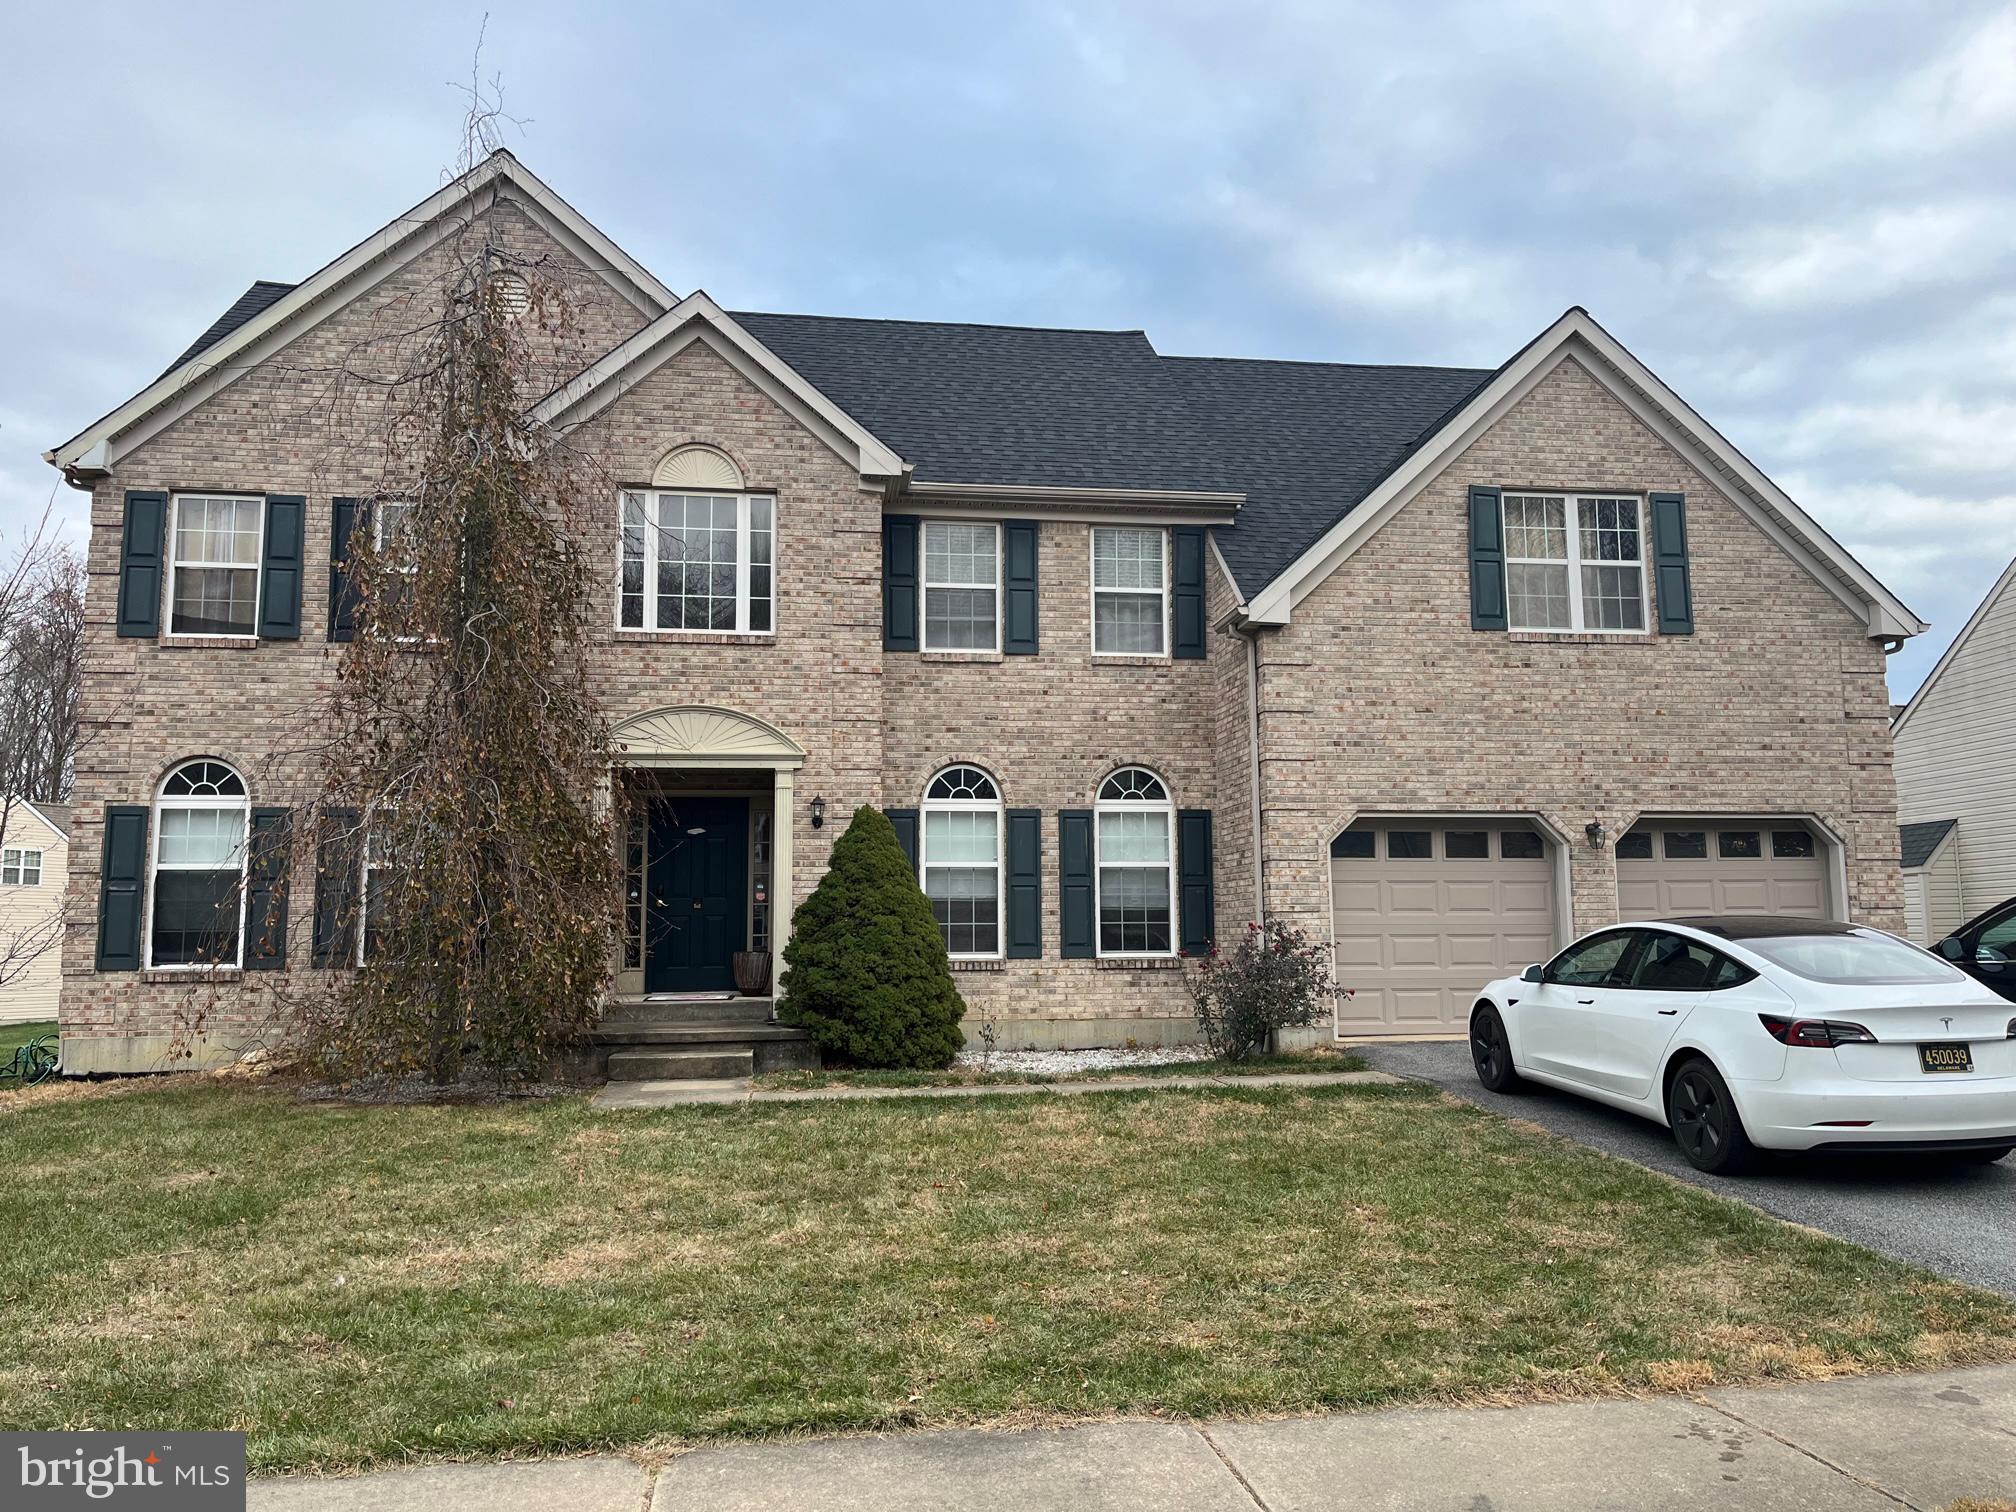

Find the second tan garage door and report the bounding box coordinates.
[1615,822,1829,919]
[1331,822,1557,1036]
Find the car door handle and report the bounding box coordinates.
[1657,1008,1679,1016]
[1576,998,1595,1005]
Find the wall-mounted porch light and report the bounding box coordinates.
[1585,820,1608,850]
[810,795,827,829]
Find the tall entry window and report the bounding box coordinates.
[149,759,249,967]
[1095,767,1175,956]
[921,765,1003,957]
[619,491,776,634]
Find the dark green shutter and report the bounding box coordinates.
[259,494,305,640]
[884,808,920,874]
[328,498,366,642]
[1177,809,1215,956]
[1003,520,1039,654]
[882,515,919,651]
[1468,485,1507,631]
[1005,808,1042,958]
[116,491,167,638]
[1058,809,1094,958]
[1650,492,1693,635]
[1172,526,1207,658]
[311,807,362,967]
[95,804,149,970]
[246,807,291,969]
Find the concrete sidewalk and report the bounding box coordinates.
[250,1361,2016,1510]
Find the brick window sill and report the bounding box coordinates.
[920,651,1005,664]
[612,632,776,647]
[952,959,1007,973]
[1091,655,1176,668]
[1092,956,1184,971]
[161,636,262,651]
[141,968,243,985]
[1506,631,1657,647]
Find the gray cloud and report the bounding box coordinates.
[5,0,2012,699]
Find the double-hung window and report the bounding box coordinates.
[1095,767,1175,956]
[921,766,1003,957]
[1091,526,1167,655]
[149,759,249,968]
[922,521,999,651]
[372,500,419,631]
[1,847,42,886]
[1502,493,1647,632]
[168,494,264,637]
[619,491,775,634]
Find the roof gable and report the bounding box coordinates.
[1891,553,2016,739]
[1236,308,1926,642]
[47,151,676,479]
[527,293,907,480]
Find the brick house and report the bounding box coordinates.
[43,152,1926,1074]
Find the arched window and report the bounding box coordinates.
[922,765,1003,958]
[1095,767,1174,957]
[150,759,249,967]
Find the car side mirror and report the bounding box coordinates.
[1935,936,1967,962]
[1520,963,1545,983]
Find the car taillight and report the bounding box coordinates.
[1758,1014,1877,1048]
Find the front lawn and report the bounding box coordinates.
[0,1019,56,1061]
[2,1078,2013,1474]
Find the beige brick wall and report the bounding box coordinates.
[1253,355,1903,952]
[880,519,1227,1028]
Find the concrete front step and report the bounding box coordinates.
[602,995,775,1024]
[607,1046,755,1081]
[593,1022,807,1047]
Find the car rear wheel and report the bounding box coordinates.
[1666,1058,1757,1175]
[1470,1005,1523,1093]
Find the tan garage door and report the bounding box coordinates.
[1615,822,1829,919]
[1331,822,1557,1036]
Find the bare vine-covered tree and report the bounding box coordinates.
[297,110,622,1084]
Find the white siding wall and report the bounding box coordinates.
[0,806,67,1024]
[1901,846,1967,944]
[1903,871,1928,943]
[1895,564,2016,922]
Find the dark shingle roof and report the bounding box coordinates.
[1164,356,1494,592]
[735,311,1493,595]
[165,280,296,375]
[732,312,1219,494]
[1901,818,1957,870]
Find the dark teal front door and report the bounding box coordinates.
[645,797,748,993]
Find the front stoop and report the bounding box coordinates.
[592,996,818,1081]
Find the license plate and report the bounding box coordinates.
[1919,1043,1975,1074]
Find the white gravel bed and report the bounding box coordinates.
[954,1044,1213,1076]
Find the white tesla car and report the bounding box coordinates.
[1469,916,2016,1174]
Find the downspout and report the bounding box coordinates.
[1241,625,1265,927]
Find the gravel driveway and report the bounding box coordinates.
[1359,1039,2016,1298]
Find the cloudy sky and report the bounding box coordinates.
[6,1,2013,697]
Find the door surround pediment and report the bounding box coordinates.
[612,705,806,770]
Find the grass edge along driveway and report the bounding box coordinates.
[2,1077,2012,1474]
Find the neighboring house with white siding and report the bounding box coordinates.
[1893,556,2016,943]
[1,800,70,1023]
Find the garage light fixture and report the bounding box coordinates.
[1584,820,1607,850]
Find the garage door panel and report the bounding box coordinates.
[1615,822,1829,927]
[1330,823,1559,1038]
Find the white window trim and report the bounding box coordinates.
[2,847,44,886]
[1501,492,1651,635]
[921,767,1005,960]
[921,520,1002,654]
[1093,768,1177,959]
[614,489,778,637]
[145,762,250,971]
[165,492,266,641]
[1090,525,1170,659]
